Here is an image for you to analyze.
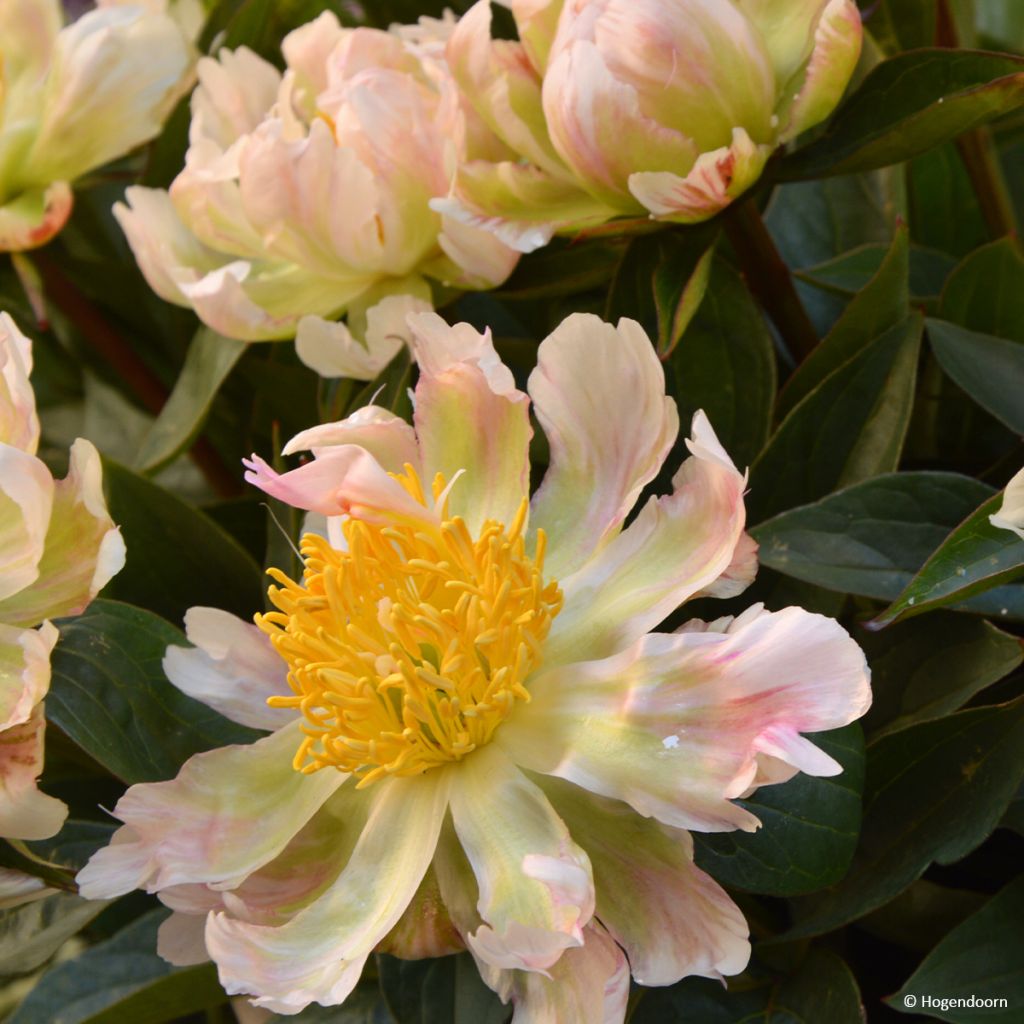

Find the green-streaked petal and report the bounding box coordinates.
[0,702,67,841]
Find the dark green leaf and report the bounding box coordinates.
[779,50,1024,180]
[888,875,1024,1021]
[781,699,1024,940]
[927,318,1024,433]
[135,328,248,474]
[795,243,954,301]
[378,954,507,1024]
[497,238,628,300]
[908,144,990,258]
[663,258,776,467]
[48,600,259,784]
[862,614,1023,738]
[749,314,922,523]
[938,236,1024,339]
[9,909,227,1024]
[693,725,864,897]
[101,458,263,624]
[871,491,1024,627]
[0,894,106,980]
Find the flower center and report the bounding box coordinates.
[258,467,562,786]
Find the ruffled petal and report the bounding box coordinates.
[283,405,421,472]
[0,621,57,731]
[538,777,750,986]
[628,128,772,223]
[205,771,449,1014]
[0,439,125,627]
[448,744,593,971]
[190,47,281,152]
[76,721,344,898]
[0,313,40,454]
[503,605,870,832]
[0,445,54,604]
[431,215,520,290]
[528,314,678,580]
[0,702,67,841]
[163,607,291,732]
[544,411,746,666]
[990,466,1024,541]
[408,313,532,533]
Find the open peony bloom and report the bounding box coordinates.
[0,313,125,841]
[79,313,870,1019]
[116,11,520,364]
[990,466,1024,541]
[0,0,193,252]
[435,0,863,252]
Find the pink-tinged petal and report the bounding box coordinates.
[542,40,699,206]
[163,608,291,732]
[448,744,593,972]
[990,466,1024,541]
[432,215,520,290]
[696,531,759,600]
[206,772,449,1014]
[0,183,74,254]
[544,411,745,666]
[488,921,630,1024]
[0,445,54,604]
[281,12,347,112]
[503,605,870,833]
[0,703,67,841]
[528,314,678,580]
[190,48,281,151]
[158,910,210,966]
[0,313,39,454]
[778,0,862,142]
[243,446,436,525]
[76,721,344,898]
[0,439,124,627]
[539,777,750,985]
[0,622,57,731]
[510,0,565,73]
[408,313,532,532]
[628,128,772,223]
[283,405,421,472]
[376,867,465,959]
[434,161,618,254]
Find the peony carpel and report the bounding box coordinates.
[0,313,124,843]
[0,0,192,252]
[116,10,520,372]
[436,0,863,252]
[79,313,871,1019]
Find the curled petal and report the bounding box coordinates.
[432,215,520,290]
[0,182,74,254]
[283,405,421,471]
[528,314,678,579]
[163,608,291,732]
[696,531,759,600]
[0,446,54,604]
[0,702,67,841]
[190,47,281,151]
[0,312,39,454]
[158,910,210,967]
[0,622,57,732]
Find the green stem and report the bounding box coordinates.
[723,197,819,364]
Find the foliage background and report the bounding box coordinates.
[3,0,1024,1021]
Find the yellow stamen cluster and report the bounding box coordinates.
[258,467,562,786]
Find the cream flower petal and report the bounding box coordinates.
[0,312,40,454]
[205,771,449,1014]
[539,776,750,986]
[190,48,281,152]
[502,605,870,832]
[158,910,210,966]
[408,313,532,532]
[282,405,421,470]
[0,439,125,627]
[990,466,1024,541]
[527,314,678,580]
[0,622,57,731]
[544,411,746,666]
[0,703,67,841]
[447,744,594,971]
[76,721,344,898]
[486,921,630,1024]
[162,608,291,732]
[0,444,54,604]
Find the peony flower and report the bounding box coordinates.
[115,10,520,368]
[435,0,863,252]
[79,313,870,1019]
[0,0,193,252]
[990,466,1024,541]
[0,312,125,842]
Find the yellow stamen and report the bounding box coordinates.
[258,467,562,785]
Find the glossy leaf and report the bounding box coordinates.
[378,954,507,1024]
[781,699,1024,940]
[871,491,1024,627]
[48,600,259,784]
[135,328,247,474]
[693,725,864,897]
[795,243,954,301]
[888,875,1024,1021]
[779,50,1024,180]
[938,237,1024,339]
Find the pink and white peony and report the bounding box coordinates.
[0,0,193,252]
[0,312,125,842]
[116,10,520,371]
[436,0,863,252]
[79,312,870,1019]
